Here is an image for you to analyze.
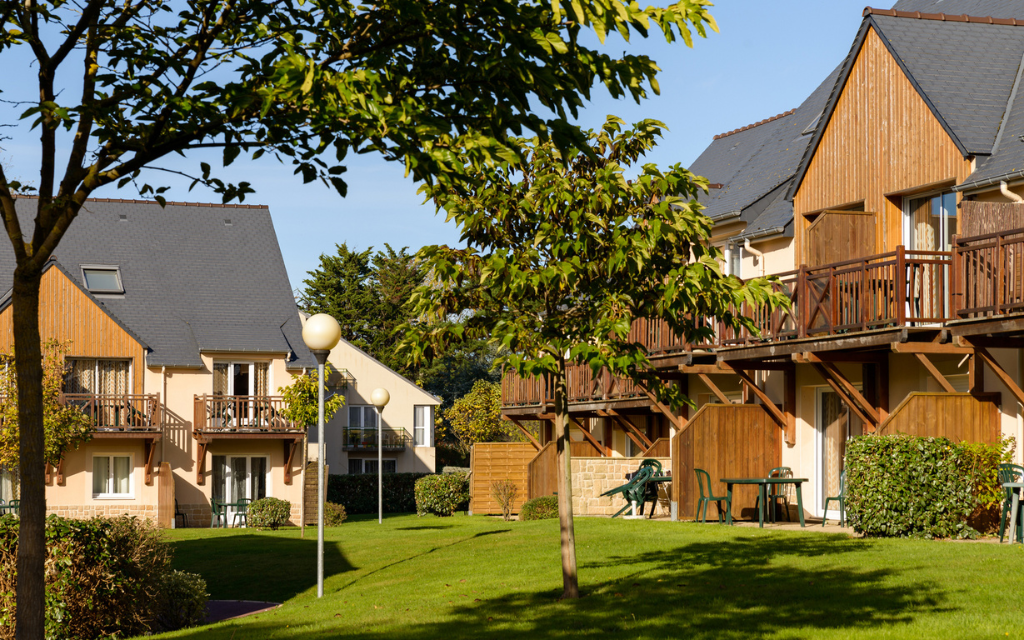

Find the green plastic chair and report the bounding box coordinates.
[233,498,253,528]
[822,471,846,527]
[7,499,19,517]
[998,463,1024,543]
[763,466,793,523]
[694,468,731,524]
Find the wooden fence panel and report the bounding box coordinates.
[679,404,782,521]
[642,438,670,458]
[157,462,174,529]
[807,210,876,267]
[961,201,1024,237]
[528,442,558,499]
[878,393,1001,443]
[470,443,536,515]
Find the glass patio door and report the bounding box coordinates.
[904,192,957,319]
[213,455,267,524]
[816,390,862,520]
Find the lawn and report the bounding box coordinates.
[158,514,1024,639]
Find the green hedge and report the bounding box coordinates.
[846,435,990,539]
[520,495,559,521]
[327,473,429,514]
[415,473,470,517]
[248,497,291,530]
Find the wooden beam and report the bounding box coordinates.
[720,359,795,371]
[283,440,300,484]
[56,456,65,486]
[969,352,985,394]
[604,409,653,449]
[719,328,908,361]
[679,364,734,375]
[506,417,542,450]
[732,369,786,428]
[794,351,888,364]
[915,353,955,393]
[959,336,1024,350]
[811,363,877,431]
[44,462,52,485]
[892,342,972,355]
[950,315,1024,338]
[697,373,732,405]
[878,356,890,423]
[784,368,796,446]
[819,361,880,426]
[633,380,682,431]
[144,439,157,486]
[974,346,1024,407]
[196,440,208,485]
[570,418,609,457]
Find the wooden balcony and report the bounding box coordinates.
[193,395,301,435]
[62,393,161,432]
[342,427,412,451]
[953,226,1024,319]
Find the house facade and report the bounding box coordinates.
[497,0,1024,521]
[303,325,440,476]
[0,196,316,526]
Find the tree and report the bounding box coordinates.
[278,364,346,429]
[299,245,376,353]
[441,380,533,456]
[399,118,786,599]
[0,1,716,634]
[0,341,91,477]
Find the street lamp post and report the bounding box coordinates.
[371,388,390,524]
[301,313,341,599]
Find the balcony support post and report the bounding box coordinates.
[504,417,541,450]
[283,438,300,485]
[914,353,956,393]
[195,439,208,485]
[973,346,1024,407]
[811,362,879,431]
[569,417,609,457]
[144,439,157,486]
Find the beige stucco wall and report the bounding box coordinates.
[307,336,440,476]
[739,236,796,279]
[571,457,671,517]
[47,439,158,519]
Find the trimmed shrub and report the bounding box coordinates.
[0,514,171,639]
[491,479,518,521]
[248,497,292,530]
[325,502,348,526]
[846,435,978,539]
[520,495,559,521]
[442,466,471,475]
[154,570,209,632]
[962,437,1015,532]
[327,472,428,514]
[415,473,470,517]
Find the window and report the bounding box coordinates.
[212,362,270,396]
[349,406,378,429]
[729,244,742,278]
[361,459,397,475]
[414,406,433,447]
[0,466,13,503]
[906,192,957,252]
[93,455,133,498]
[81,266,124,294]
[211,455,268,503]
[65,359,131,395]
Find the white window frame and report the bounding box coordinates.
[814,386,862,520]
[80,264,124,295]
[212,361,272,396]
[66,358,134,395]
[348,405,379,429]
[901,189,958,252]
[92,453,134,499]
[349,458,397,475]
[413,405,434,447]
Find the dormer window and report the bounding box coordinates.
[82,266,124,294]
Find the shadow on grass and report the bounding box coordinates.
[169,533,354,603]
[168,533,951,639]
[397,525,457,531]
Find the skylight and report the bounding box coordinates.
[82,266,124,294]
[802,111,824,135]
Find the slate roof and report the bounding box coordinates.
[892,0,1024,17]
[0,197,315,370]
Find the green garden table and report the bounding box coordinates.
[721,477,808,528]
[210,499,249,528]
[1004,482,1024,543]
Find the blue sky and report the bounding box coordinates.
[1,1,874,292]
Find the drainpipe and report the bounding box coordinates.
[161,366,167,463]
[1000,181,1024,204]
[723,245,734,276]
[744,238,766,277]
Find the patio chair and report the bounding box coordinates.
[822,471,846,527]
[7,499,18,517]
[175,499,189,528]
[758,466,792,523]
[601,464,658,518]
[694,468,730,524]
[998,463,1024,543]
[232,498,253,528]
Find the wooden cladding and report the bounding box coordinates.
[878,393,1001,443]
[675,404,781,521]
[794,28,972,261]
[0,266,146,394]
[470,442,535,515]
[806,211,877,267]
[960,201,1024,237]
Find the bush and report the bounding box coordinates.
[248,497,292,530]
[0,514,171,639]
[154,570,208,632]
[443,466,471,474]
[961,437,1015,532]
[415,473,469,517]
[520,495,559,521]
[327,472,428,514]
[845,435,979,539]
[325,502,348,526]
[491,479,518,521]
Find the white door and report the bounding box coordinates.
[815,389,862,520]
[214,455,268,524]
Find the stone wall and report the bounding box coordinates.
[46,504,159,520]
[571,457,672,517]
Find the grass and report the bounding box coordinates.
[158,514,1024,639]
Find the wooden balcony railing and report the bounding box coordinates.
[62,393,161,431]
[953,226,1024,318]
[343,427,412,451]
[193,395,300,433]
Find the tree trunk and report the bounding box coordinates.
[553,359,579,599]
[13,264,45,640]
